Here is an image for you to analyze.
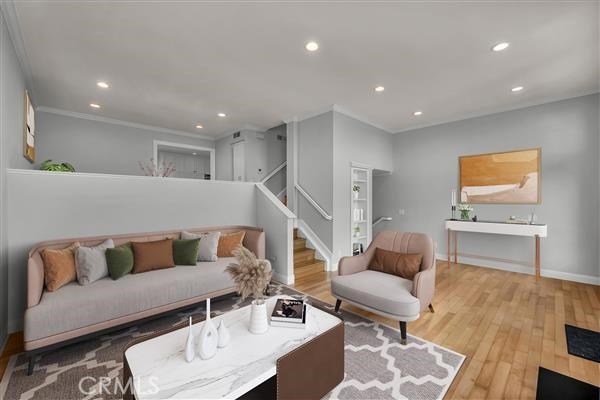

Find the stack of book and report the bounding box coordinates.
[270,298,306,329]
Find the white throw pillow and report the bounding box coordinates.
[75,239,114,285]
[181,231,220,262]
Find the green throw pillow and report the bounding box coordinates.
[173,238,200,265]
[106,243,134,280]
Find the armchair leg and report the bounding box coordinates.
[428,304,435,313]
[27,354,35,376]
[334,299,342,313]
[399,321,407,345]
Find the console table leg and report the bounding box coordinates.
[535,235,540,280]
[447,229,451,266]
[454,231,458,264]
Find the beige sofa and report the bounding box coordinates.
[25,226,266,373]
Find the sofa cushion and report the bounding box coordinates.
[369,248,422,280]
[217,231,245,257]
[75,239,114,285]
[106,243,134,280]
[40,242,80,292]
[131,239,175,273]
[181,231,220,262]
[331,270,420,319]
[173,239,200,265]
[24,258,238,342]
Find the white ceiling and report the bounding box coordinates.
[11,1,599,139]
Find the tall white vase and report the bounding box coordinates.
[249,299,269,335]
[217,320,230,348]
[184,316,195,363]
[197,298,218,360]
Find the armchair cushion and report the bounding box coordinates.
[331,270,420,319]
[369,248,422,280]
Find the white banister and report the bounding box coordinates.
[294,183,333,221]
[260,161,287,184]
[372,216,392,227]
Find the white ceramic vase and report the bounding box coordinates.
[217,320,230,348]
[184,316,195,363]
[249,299,269,335]
[353,191,359,199]
[197,298,218,360]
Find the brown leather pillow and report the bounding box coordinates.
[131,239,175,273]
[41,242,80,291]
[217,231,246,257]
[369,248,423,280]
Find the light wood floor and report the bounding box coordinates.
[1,262,598,399]
[293,261,600,399]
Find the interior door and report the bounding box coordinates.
[232,141,246,181]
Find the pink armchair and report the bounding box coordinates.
[331,231,436,344]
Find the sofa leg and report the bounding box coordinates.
[428,304,435,313]
[399,321,407,345]
[27,354,34,376]
[334,299,342,313]
[264,282,271,296]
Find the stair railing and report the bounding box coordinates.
[372,216,392,227]
[260,161,287,184]
[294,184,333,221]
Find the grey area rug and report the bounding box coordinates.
[1,283,464,400]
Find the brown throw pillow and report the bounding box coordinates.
[217,231,246,257]
[40,242,80,291]
[131,239,175,273]
[369,248,423,280]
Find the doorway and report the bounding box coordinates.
[153,141,215,179]
[232,140,246,182]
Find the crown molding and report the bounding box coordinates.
[36,106,217,141]
[283,104,393,134]
[213,123,268,141]
[1,0,38,104]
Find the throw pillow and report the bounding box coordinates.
[131,238,175,273]
[181,231,220,261]
[40,242,80,291]
[173,238,200,265]
[75,239,114,285]
[369,248,423,280]
[217,231,245,257]
[106,243,134,280]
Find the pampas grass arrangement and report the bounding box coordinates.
[226,246,272,301]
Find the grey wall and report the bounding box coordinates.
[296,112,334,249]
[0,8,34,346]
[264,124,287,196]
[158,150,210,179]
[6,170,258,331]
[332,112,393,263]
[215,129,266,182]
[374,94,599,282]
[35,111,214,176]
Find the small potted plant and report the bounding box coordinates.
[352,184,361,199]
[40,160,75,172]
[353,225,361,238]
[457,203,474,220]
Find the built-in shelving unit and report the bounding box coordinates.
[351,165,371,255]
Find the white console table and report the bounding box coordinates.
[444,220,548,279]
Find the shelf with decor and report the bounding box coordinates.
[351,165,371,256]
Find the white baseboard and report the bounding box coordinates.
[436,252,600,285]
[296,220,333,270]
[272,271,294,286]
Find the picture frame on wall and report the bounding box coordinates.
[459,147,541,204]
[23,90,35,163]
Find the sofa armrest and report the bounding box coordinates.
[338,254,369,276]
[412,261,436,312]
[243,229,265,259]
[28,253,45,308]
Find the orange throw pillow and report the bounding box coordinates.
[217,231,245,257]
[131,239,175,274]
[41,242,80,291]
[369,248,423,280]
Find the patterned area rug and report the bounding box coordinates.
[1,283,464,400]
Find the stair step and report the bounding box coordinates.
[294,261,326,277]
[294,258,324,268]
[294,238,306,250]
[293,228,298,239]
[293,248,315,263]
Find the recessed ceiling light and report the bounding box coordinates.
[511,86,524,92]
[217,113,226,118]
[305,41,319,52]
[89,103,101,109]
[192,152,197,156]
[413,111,423,116]
[492,42,510,52]
[195,124,203,129]
[96,81,109,89]
[375,86,385,92]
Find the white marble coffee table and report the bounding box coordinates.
[124,295,342,399]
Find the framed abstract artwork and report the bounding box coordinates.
[23,90,35,163]
[459,148,541,204]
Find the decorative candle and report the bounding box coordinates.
[451,189,457,206]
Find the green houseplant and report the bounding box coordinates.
[40,160,75,172]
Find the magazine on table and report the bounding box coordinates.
[271,299,305,323]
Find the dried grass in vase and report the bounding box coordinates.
[226,246,272,302]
